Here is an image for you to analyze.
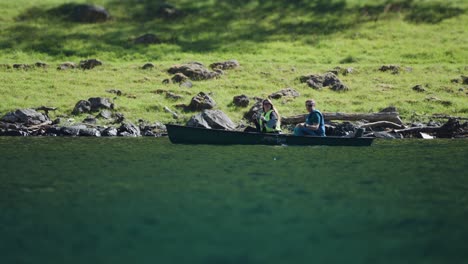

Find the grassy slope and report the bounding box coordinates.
[0,0,467,124]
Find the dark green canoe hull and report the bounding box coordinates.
[166,125,374,146]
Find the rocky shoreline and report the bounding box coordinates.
[1,106,466,139]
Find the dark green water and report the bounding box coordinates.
[1,137,467,264]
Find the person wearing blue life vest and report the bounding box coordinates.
[294,99,325,136]
[254,99,282,133]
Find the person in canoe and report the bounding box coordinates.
[294,99,326,137]
[254,99,282,133]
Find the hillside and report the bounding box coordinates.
[0,0,467,124]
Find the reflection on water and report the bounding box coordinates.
[0,138,467,264]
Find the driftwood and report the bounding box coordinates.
[282,112,403,125]
[359,121,405,129]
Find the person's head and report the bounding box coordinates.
[262,98,281,120]
[305,99,316,112]
[262,99,273,112]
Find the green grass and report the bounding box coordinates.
[0,0,467,125]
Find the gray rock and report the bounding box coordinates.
[57,62,76,70]
[269,88,300,99]
[201,109,236,130]
[97,109,113,119]
[118,122,140,137]
[79,128,101,137]
[188,92,216,111]
[102,127,118,137]
[1,109,49,126]
[209,59,240,70]
[171,73,189,83]
[72,100,91,115]
[142,63,155,69]
[233,95,249,107]
[180,81,193,88]
[187,113,211,129]
[79,59,102,70]
[60,125,87,136]
[412,84,426,92]
[88,97,113,111]
[83,116,97,124]
[168,62,220,80]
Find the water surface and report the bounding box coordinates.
[1,138,467,264]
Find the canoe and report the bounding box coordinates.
[166,124,374,146]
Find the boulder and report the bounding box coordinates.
[72,100,92,115]
[244,99,263,121]
[187,92,216,111]
[209,60,240,70]
[168,62,220,80]
[233,95,249,107]
[187,113,211,129]
[134,34,161,45]
[300,72,348,91]
[142,63,155,69]
[379,65,400,74]
[57,62,76,70]
[201,109,236,130]
[118,122,140,137]
[88,97,113,111]
[1,109,50,126]
[269,88,300,99]
[79,59,102,70]
[79,128,101,137]
[102,127,118,137]
[171,73,189,83]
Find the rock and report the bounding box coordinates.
[57,62,76,70]
[168,62,220,80]
[102,127,118,137]
[13,64,31,70]
[269,88,300,99]
[97,109,113,119]
[60,125,87,136]
[142,63,155,69]
[187,92,216,111]
[72,100,92,115]
[412,84,426,92]
[436,118,463,138]
[79,59,102,70]
[35,62,48,68]
[83,116,97,124]
[49,4,110,23]
[201,109,236,130]
[244,99,263,121]
[171,73,189,83]
[165,92,183,100]
[79,128,101,137]
[88,97,113,111]
[187,113,211,128]
[209,59,240,70]
[300,72,348,91]
[233,95,250,107]
[180,81,193,88]
[134,34,161,45]
[106,89,122,96]
[118,122,140,137]
[379,65,400,74]
[1,109,50,126]
[462,76,468,85]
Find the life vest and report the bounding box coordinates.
[259,110,281,132]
